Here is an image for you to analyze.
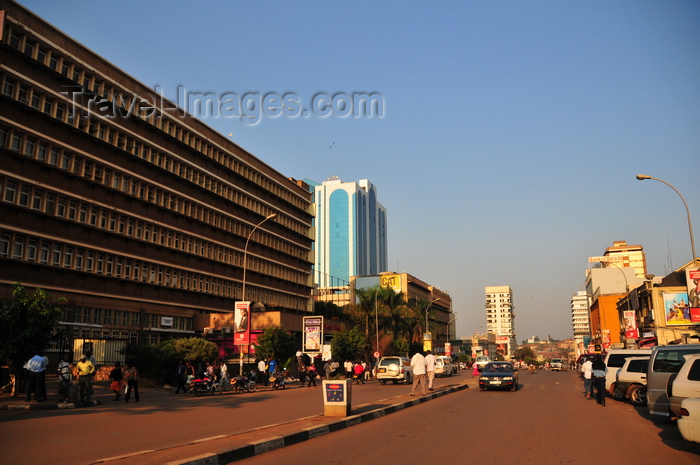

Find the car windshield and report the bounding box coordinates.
[484,363,512,373]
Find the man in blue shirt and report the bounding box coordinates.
[24,354,46,402]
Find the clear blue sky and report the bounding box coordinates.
[18,0,699,341]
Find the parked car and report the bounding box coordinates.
[479,362,518,391]
[667,354,700,418]
[646,344,700,417]
[435,356,454,377]
[678,397,700,443]
[611,356,649,405]
[550,358,564,371]
[603,349,652,392]
[376,356,413,385]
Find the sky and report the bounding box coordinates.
[16,0,700,341]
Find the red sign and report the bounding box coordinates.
[233,301,250,345]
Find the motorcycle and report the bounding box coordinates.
[231,372,257,393]
[528,365,536,374]
[193,375,222,396]
[270,369,287,390]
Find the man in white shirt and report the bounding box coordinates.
[581,356,593,399]
[410,351,427,396]
[424,350,436,391]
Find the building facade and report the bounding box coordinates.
[571,290,591,356]
[0,1,314,351]
[599,240,648,279]
[484,285,516,356]
[308,177,388,288]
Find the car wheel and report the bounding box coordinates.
[629,385,646,406]
[392,380,398,385]
[612,384,625,401]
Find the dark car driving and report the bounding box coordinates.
[479,362,519,391]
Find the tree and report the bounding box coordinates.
[514,346,535,362]
[171,337,219,363]
[253,326,298,364]
[331,325,367,362]
[0,283,66,368]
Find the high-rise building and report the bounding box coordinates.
[571,291,590,356]
[307,177,388,287]
[601,240,648,279]
[0,1,314,348]
[484,285,516,356]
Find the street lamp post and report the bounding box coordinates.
[446,316,458,342]
[636,175,697,265]
[240,212,277,375]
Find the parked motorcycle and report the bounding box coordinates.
[231,372,257,393]
[270,369,287,390]
[193,376,222,396]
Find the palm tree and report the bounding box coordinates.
[351,286,383,355]
[406,298,439,345]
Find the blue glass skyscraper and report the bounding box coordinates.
[306,177,388,288]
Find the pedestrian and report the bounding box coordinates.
[298,362,306,386]
[364,361,371,381]
[57,354,72,404]
[258,358,267,386]
[76,354,95,403]
[472,362,479,377]
[175,360,187,394]
[324,360,332,379]
[425,350,436,390]
[344,360,353,379]
[219,359,229,391]
[410,350,427,396]
[307,364,317,388]
[268,357,277,384]
[24,353,46,402]
[353,361,365,384]
[296,350,304,370]
[581,356,593,399]
[109,361,123,401]
[591,355,608,406]
[124,363,140,402]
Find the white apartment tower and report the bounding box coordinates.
[571,291,591,356]
[485,285,516,356]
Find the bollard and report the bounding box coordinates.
[322,379,352,417]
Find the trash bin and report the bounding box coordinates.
[322,379,352,417]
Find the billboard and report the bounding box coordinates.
[233,301,250,345]
[303,316,323,353]
[379,274,402,292]
[687,268,700,319]
[662,292,699,326]
[623,310,639,339]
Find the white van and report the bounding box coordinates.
[646,344,700,417]
[603,349,652,392]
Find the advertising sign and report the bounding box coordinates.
[303,316,323,353]
[379,274,402,292]
[233,301,250,345]
[686,268,700,320]
[662,292,698,326]
[623,310,638,339]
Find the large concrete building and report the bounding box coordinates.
[0,0,314,354]
[484,285,516,357]
[570,290,591,356]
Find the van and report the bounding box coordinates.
[603,349,652,392]
[646,344,700,417]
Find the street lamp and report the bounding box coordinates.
[424,298,441,339]
[446,316,458,341]
[636,174,697,266]
[242,213,277,301]
[240,212,276,374]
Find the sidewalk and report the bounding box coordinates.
[0,377,313,411]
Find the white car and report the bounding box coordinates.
[668,354,700,418]
[678,397,700,443]
[435,356,454,377]
[611,356,649,405]
[474,356,492,372]
[376,356,413,385]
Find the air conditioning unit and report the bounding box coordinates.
[221,327,232,334]
[203,327,213,334]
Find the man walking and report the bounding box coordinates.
[591,355,608,406]
[425,350,436,390]
[581,356,593,400]
[410,350,427,396]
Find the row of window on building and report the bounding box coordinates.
[0,227,305,309]
[5,26,308,213]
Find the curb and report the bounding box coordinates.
[2,399,98,410]
[164,382,470,465]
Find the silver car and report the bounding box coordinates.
[376,356,413,385]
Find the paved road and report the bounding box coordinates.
[1,369,698,464]
[241,369,700,464]
[0,371,466,464]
